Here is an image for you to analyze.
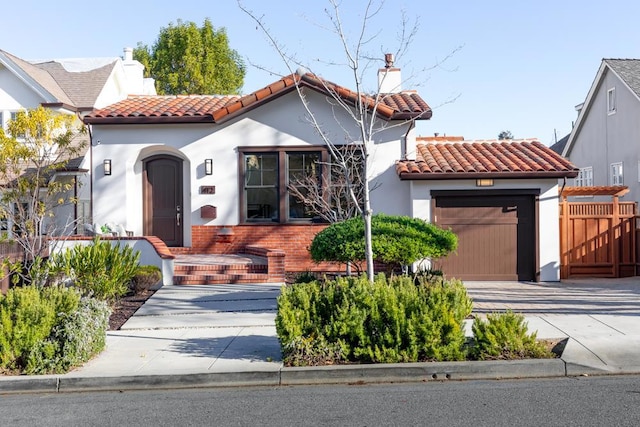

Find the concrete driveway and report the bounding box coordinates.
[464,278,640,374]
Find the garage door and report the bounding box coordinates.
[433,194,536,281]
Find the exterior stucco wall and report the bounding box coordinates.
[409,178,561,281]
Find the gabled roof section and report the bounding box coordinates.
[549,133,569,155]
[563,59,640,157]
[0,50,71,105]
[83,72,432,125]
[397,139,578,180]
[0,49,119,111]
[605,59,640,98]
[35,60,118,110]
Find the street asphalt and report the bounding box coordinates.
[1,277,640,393]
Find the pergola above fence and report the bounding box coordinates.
[560,185,629,199]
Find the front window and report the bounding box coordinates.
[242,149,325,223]
[287,152,321,219]
[244,153,279,221]
[574,166,593,187]
[611,162,623,185]
[607,88,616,114]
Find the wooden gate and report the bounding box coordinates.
[559,186,638,279]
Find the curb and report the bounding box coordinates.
[1,358,583,394]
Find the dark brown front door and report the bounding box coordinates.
[143,156,183,247]
[434,194,536,281]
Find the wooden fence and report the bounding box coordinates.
[0,241,22,294]
[559,198,638,279]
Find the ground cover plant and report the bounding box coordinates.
[469,310,554,360]
[0,285,109,374]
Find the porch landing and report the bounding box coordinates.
[171,251,283,285]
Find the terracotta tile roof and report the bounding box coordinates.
[84,95,238,123]
[396,139,579,180]
[84,73,432,124]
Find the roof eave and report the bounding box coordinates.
[83,115,215,125]
[41,102,79,112]
[398,171,579,180]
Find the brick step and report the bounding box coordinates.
[173,273,271,285]
[174,264,267,274]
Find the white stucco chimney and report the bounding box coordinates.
[121,47,156,95]
[123,47,134,62]
[378,53,402,93]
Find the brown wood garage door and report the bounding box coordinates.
[433,193,536,281]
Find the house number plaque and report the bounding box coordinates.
[200,186,216,194]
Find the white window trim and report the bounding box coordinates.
[607,87,616,115]
[574,166,593,197]
[610,162,623,186]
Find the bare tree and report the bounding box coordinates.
[239,0,451,281]
[287,144,365,223]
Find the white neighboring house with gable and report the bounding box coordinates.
[0,47,155,236]
[563,59,640,201]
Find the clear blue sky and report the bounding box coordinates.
[3,0,640,145]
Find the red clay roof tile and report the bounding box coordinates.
[85,73,431,125]
[397,139,578,180]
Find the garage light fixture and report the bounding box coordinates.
[204,158,213,175]
[476,178,494,187]
[103,159,112,176]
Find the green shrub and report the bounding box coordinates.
[276,274,473,366]
[25,297,110,374]
[0,285,81,371]
[49,237,140,302]
[292,271,319,284]
[470,311,554,360]
[130,265,162,294]
[309,214,457,269]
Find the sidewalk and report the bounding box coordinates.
[2,278,640,393]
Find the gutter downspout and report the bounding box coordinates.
[403,120,415,160]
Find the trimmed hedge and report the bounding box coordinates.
[309,214,457,268]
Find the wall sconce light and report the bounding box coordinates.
[476,178,494,187]
[204,158,213,175]
[103,159,112,176]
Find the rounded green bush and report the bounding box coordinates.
[309,214,457,267]
[130,265,162,294]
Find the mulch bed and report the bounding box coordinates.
[108,290,155,330]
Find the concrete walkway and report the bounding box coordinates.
[1,278,640,393]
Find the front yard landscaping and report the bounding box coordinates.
[277,274,556,367]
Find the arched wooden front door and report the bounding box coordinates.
[143,155,183,247]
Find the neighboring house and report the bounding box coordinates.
[397,136,577,282]
[563,59,640,201]
[0,47,155,236]
[83,61,577,281]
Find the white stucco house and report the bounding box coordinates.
[0,47,155,236]
[82,57,578,282]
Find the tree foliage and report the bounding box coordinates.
[134,18,246,95]
[0,106,86,271]
[498,130,513,140]
[309,214,457,270]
